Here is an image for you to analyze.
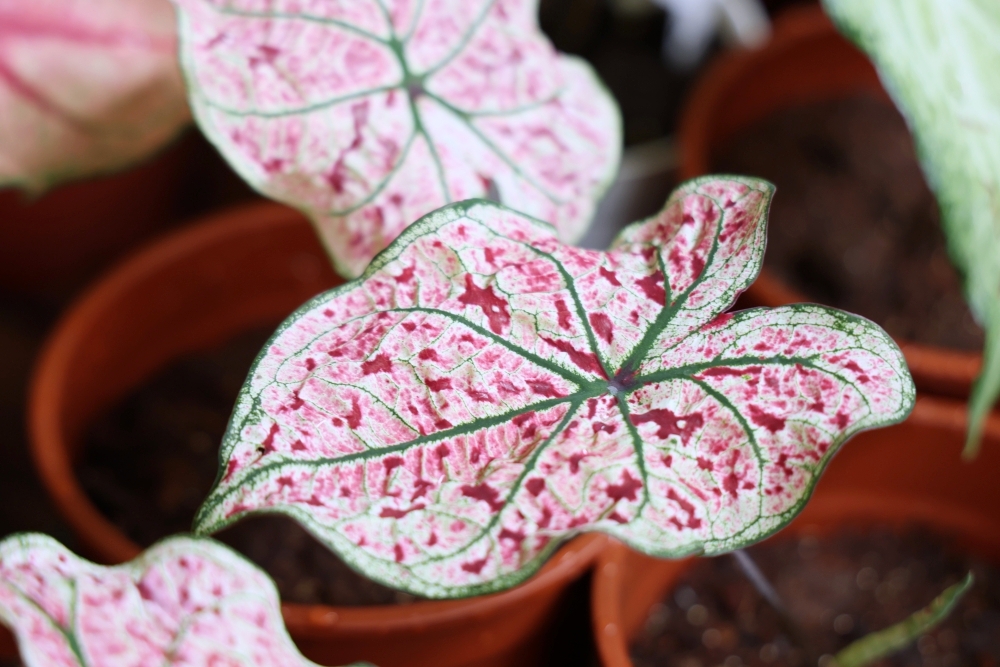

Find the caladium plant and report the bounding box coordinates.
[195,176,914,598]
[0,533,363,667]
[170,0,622,278]
[0,0,190,193]
[821,0,1000,457]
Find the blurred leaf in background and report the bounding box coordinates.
[822,0,1000,456]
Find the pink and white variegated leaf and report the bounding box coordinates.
[0,533,367,667]
[196,176,914,598]
[171,0,622,278]
[0,0,190,193]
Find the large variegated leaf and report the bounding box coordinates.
[822,0,1000,457]
[197,176,914,598]
[0,0,190,193]
[171,0,621,278]
[0,533,360,667]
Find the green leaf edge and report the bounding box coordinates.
[193,176,915,599]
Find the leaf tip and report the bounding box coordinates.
[961,430,982,461]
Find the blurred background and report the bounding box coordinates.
[2,0,991,665]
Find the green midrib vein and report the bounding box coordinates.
[198,351,825,525]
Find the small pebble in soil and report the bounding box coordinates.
[688,604,709,626]
[629,527,1000,667]
[833,613,854,635]
[856,566,879,591]
[758,644,779,663]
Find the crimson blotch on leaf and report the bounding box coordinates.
[170,0,621,278]
[196,176,915,598]
[0,534,366,667]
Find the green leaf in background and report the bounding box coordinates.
[832,572,973,667]
[821,0,1000,457]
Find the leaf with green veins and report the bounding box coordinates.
[833,572,974,667]
[0,0,190,194]
[821,0,1000,457]
[0,533,368,667]
[170,0,622,278]
[196,176,914,598]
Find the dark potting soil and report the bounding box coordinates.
[78,329,417,606]
[713,95,985,352]
[629,527,1000,667]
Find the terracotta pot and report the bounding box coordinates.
[0,625,14,662]
[0,134,199,301]
[677,4,983,400]
[26,202,606,667]
[592,396,1000,666]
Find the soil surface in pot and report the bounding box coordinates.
[713,95,985,352]
[629,527,1000,667]
[78,329,417,606]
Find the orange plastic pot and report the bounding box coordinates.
[678,5,983,400]
[592,396,1000,666]
[26,201,606,667]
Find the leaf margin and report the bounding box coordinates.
[193,178,916,599]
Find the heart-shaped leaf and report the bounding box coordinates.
[171,0,622,278]
[196,176,914,598]
[0,533,363,667]
[0,0,190,193]
[821,0,1000,457]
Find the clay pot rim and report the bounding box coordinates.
[27,201,608,637]
[676,4,984,397]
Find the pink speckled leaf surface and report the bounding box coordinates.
[0,534,364,667]
[0,0,190,193]
[197,176,914,597]
[171,0,621,277]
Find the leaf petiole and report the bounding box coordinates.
[731,549,819,664]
